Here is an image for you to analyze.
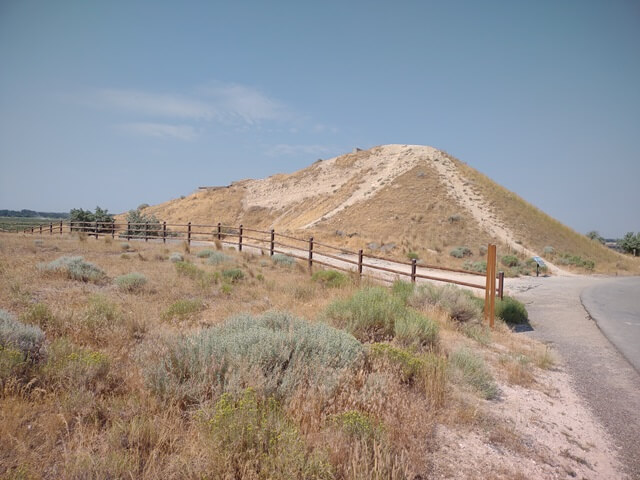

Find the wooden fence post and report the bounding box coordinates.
[187,222,192,245]
[308,237,314,270]
[490,245,496,328]
[60,221,63,235]
[39,224,42,235]
[358,249,363,279]
[49,223,52,235]
[94,220,99,239]
[498,271,504,300]
[238,225,243,251]
[127,221,130,241]
[484,244,497,328]
[217,223,222,240]
[270,229,275,256]
[145,222,149,242]
[163,222,167,244]
[411,258,417,283]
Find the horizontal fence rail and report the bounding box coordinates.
[3,220,504,297]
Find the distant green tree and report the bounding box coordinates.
[618,232,640,256]
[69,206,113,232]
[124,208,161,238]
[586,231,605,244]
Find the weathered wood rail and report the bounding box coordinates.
[6,219,504,299]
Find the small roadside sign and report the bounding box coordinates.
[532,256,546,267]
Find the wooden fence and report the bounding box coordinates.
[7,219,505,299]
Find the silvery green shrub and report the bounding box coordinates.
[39,256,105,282]
[145,311,364,405]
[115,272,148,293]
[207,251,232,265]
[0,309,45,359]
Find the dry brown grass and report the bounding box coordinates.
[0,232,578,479]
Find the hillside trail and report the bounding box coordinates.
[429,154,571,276]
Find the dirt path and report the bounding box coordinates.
[430,155,569,276]
[511,275,640,478]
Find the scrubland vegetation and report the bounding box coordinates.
[0,233,558,479]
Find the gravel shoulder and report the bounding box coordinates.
[510,275,640,478]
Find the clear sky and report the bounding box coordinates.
[1,1,638,237]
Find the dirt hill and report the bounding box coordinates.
[139,144,638,274]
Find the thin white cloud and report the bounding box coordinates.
[119,122,198,141]
[201,83,293,125]
[266,144,332,157]
[94,89,214,119]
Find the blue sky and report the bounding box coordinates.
[1,1,638,237]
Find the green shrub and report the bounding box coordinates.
[410,284,481,323]
[394,310,438,348]
[450,246,472,258]
[175,261,216,288]
[207,251,232,265]
[461,323,492,345]
[0,309,45,360]
[406,251,419,261]
[391,280,414,304]
[120,242,130,251]
[449,348,497,399]
[463,260,487,273]
[368,343,447,405]
[312,269,348,288]
[145,311,364,405]
[368,343,424,383]
[324,287,404,342]
[163,299,204,321]
[39,256,105,282]
[201,389,332,479]
[222,268,244,283]
[495,296,528,324]
[556,253,595,270]
[44,338,111,391]
[272,253,296,267]
[169,252,183,263]
[196,249,216,258]
[333,410,380,442]
[114,272,147,293]
[619,232,640,255]
[501,255,520,267]
[20,303,55,329]
[543,246,555,255]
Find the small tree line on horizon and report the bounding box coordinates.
[0,209,69,219]
[68,206,162,237]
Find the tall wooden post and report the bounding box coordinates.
[484,244,497,328]
[411,258,417,283]
[162,222,167,244]
[270,229,275,256]
[217,223,222,240]
[358,249,363,279]
[187,222,192,245]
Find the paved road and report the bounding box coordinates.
[581,277,640,373]
[511,276,640,479]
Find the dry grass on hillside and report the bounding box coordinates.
[0,232,604,479]
[450,154,639,274]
